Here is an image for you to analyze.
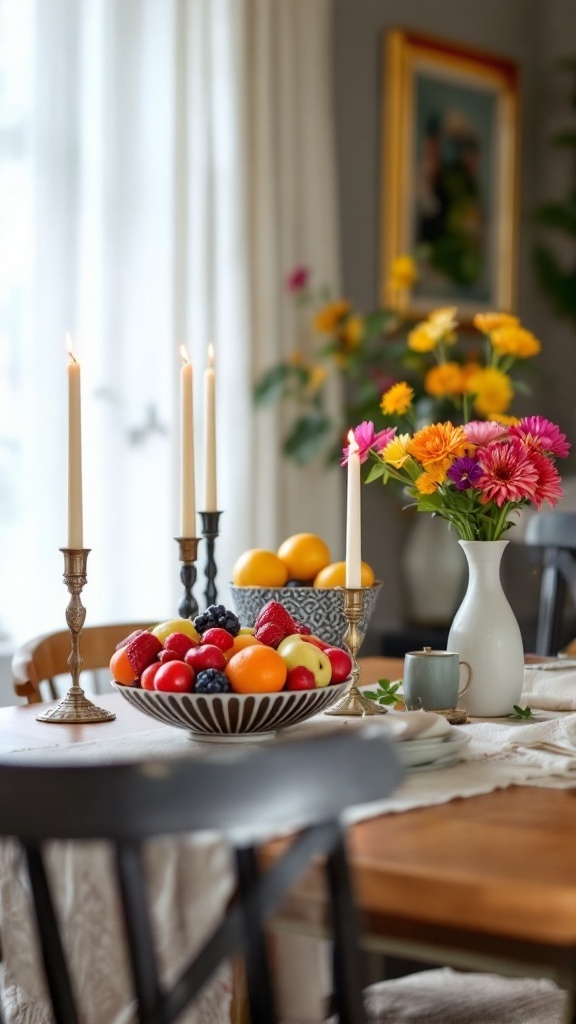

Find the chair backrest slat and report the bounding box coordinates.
[525,512,576,654]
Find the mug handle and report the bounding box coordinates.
[458,660,472,696]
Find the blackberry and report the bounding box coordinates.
[285,579,312,588]
[194,604,241,637]
[194,669,231,694]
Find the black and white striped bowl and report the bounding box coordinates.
[229,583,382,649]
[112,679,351,742]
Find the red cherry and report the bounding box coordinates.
[154,660,194,693]
[184,644,226,672]
[202,627,234,652]
[324,647,353,684]
[285,666,316,691]
[141,662,162,690]
[158,649,179,663]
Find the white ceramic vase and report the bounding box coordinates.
[447,540,524,717]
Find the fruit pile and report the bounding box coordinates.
[110,601,353,695]
[232,532,375,588]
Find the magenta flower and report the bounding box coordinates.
[285,265,310,293]
[509,416,571,459]
[341,421,397,465]
[530,452,564,509]
[447,456,482,490]
[476,439,539,507]
[464,420,507,446]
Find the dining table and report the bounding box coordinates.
[3,656,576,1023]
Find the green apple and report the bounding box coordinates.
[277,635,332,687]
[151,618,201,645]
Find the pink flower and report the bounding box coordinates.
[509,416,571,458]
[476,439,539,507]
[463,420,507,446]
[530,452,564,509]
[285,265,310,293]
[341,421,397,464]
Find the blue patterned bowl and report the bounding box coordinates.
[229,583,382,649]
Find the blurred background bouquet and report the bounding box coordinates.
[255,256,543,465]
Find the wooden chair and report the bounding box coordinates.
[0,728,402,1024]
[524,512,576,655]
[11,622,153,704]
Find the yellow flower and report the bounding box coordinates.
[465,367,514,417]
[407,422,468,478]
[428,307,459,335]
[473,312,519,333]
[415,472,439,495]
[488,413,520,426]
[408,323,438,352]
[388,254,417,290]
[306,365,327,392]
[313,299,351,334]
[490,326,542,359]
[381,434,411,468]
[339,314,364,350]
[380,381,414,416]
[424,362,466,397]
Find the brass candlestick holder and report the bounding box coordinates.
[176,537,201,618]
[325,587,386,717]
[199,511,222,606]
[37,549,116,723]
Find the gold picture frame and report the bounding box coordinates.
[380,30,520,318]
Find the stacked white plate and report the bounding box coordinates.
[388,709,471,771]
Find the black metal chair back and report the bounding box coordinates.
[0,727,402,1024]
[525,511,576,655]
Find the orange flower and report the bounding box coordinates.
[490,326,542,359]
[313,300,351,334]
[407,422,468,480]
[424,362,466,397]
[488,413,520,426]
[473,312,519,333]
[415,472,439,494]
[380,381,414,416]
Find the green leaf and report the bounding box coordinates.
[508,705,534,720]
[253,364,308,405]
[365,462,388,483]
[282,413,332,464]
[364,678,404,707]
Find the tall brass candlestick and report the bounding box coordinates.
[176,536,200,619]
[37,550,116,723]
[325,587,386,717]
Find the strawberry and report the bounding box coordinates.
[254,601,296,634]
[254,621,290,648]
[293,621,311,635]
[116,628,146,651]
[125,632,162,676]
[163,632,196,659]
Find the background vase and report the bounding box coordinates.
[447,540,524,717]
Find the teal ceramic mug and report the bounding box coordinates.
[403,647,472,711]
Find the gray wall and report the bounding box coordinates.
[332,0,576,647]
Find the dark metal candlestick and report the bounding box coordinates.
[325,587,386,717]
[175,537,200,619]
[199,511,222,607]
[37,549,116,724]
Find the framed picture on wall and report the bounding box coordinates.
[380,30,519,318]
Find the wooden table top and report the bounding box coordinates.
[7,657,576,977]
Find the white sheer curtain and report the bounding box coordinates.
[0,0,341,644]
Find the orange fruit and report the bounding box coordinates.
[232,549,289,587]
[225,645,287,693]
[277,533,330,581]
[110,647,139,685]
[224,634,262,662]
[313,561,375,588]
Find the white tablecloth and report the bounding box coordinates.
[3,706,576,1024]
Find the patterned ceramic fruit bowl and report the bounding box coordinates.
[112,678,350,742]
[230,582,382,649]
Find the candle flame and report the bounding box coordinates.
[347,429,359,453]
[66,333,77,363]
[180,345,190,365]
[207,343,215,368]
